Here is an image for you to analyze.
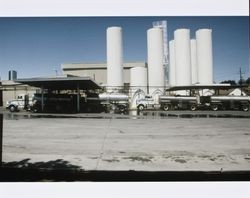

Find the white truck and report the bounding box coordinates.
[6,94,33,112]
[159,95,250,111]
[137,95,250,112]
[136,96,161,111]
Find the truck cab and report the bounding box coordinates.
[136,96,159,111]
[6,94,32,112]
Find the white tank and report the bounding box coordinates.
[130,66,148,109]
[147,27,165,96]
[99,93,129,101]
[130,66,148,94]
[106,27,123,91]
[169,40,176,87]
[190,39,198,84]
[196,29,213,85]
[174,29,192,86]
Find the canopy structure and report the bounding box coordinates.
[15,76,101,113]
[166,84,246,92]
[15,76,101,90]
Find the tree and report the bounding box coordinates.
[246,77,250,85]
[220,80,237,85]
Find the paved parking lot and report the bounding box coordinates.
[2,111,250,171]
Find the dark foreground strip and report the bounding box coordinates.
[0,168,250,182]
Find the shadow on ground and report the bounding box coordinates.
[2,158,82,170]
[1,159,250,182]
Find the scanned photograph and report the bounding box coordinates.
[0,16,249,181]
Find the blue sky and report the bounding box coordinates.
[0,16,249,82]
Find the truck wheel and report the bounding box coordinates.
[32,108,38,113]
[163,104,170,111]
[211,104,219,111]
[242,105,249,112]
[190,104,197,111]
[9,105,16,112]
[137,104,144,111]
[119,105,125,113]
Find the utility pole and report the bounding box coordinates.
[239,67,245,96]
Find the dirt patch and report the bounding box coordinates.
[89,157,99,160]
[198,155,211,159]
[163,155,172,159]
[124,156,153,163]
[102,158,120,163]
[174,159,187,163]
[217,154,226,158]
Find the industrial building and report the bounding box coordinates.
[60,25,215,108]
[61,62,147,88]
[1,79,38,106]
[2,21,249,113]
[62,26,214,93]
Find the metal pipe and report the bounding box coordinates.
[211,96,250,101]
[98,93,129,101]
[160,96,196,101]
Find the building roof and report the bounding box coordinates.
[15,76,101,90]
[61,61,147,71]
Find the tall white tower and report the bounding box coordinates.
[174,29,192,86]
[152,20,168,85]
[169,40,176,87]
[190,39,198,84]
[196,29,213,84]
[130,66,148,109]
[106,26,123,92]
[147,27,165,98]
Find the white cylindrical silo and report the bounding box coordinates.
[147,28,165,96]
[106,26,123,91]
[196,29,213,84]
[130,66,148,109]
[174,29,192,86]
[130,66,148,94]
[169,40,176,87]
[190,39,198,84]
